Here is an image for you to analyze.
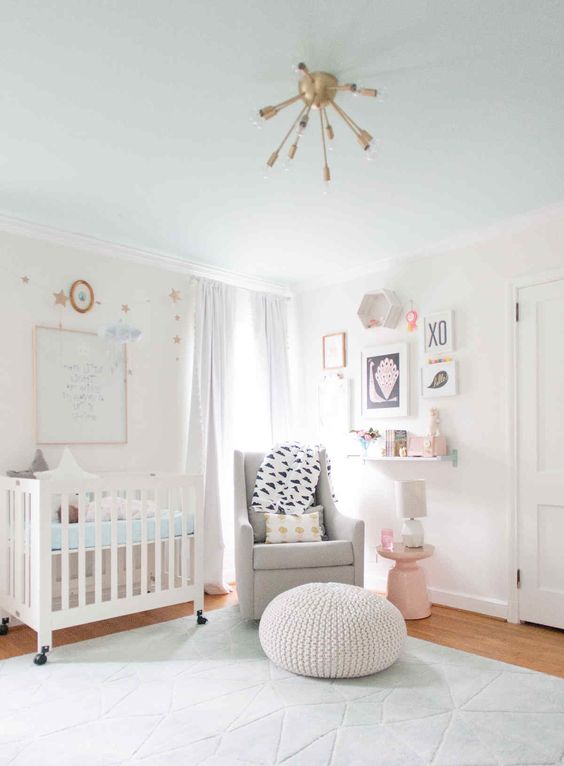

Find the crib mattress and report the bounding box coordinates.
[51,512,194,552]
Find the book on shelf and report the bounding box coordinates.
[394,430,407,457]
[384,429,408,456]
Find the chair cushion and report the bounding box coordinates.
[253,540,354,570]
[265,511,322,544]
[248,504,326,543]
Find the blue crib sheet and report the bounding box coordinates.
[51,512,194,552]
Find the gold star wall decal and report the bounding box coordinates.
[53,289,68,307]
[173,335,181,344]
[21,276,29,284]
[121,304,130,314]
[169,288,181,303]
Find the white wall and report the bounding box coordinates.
[295,211,564,617]
[0,230,191,475]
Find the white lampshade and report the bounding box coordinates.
[395,480,427,519]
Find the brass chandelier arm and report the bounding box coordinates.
[329,100,362,138]
[270,102,309,162]
[328,83,357,93]
[297,62,314,83]
[319,109,330,182]
[273,93,303,113]
[322,107,334,140]
[330,100,363,135]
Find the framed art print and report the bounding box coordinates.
[322,332,346,369]
[34,326,128,444]
[361,343,409,418]
[421,360,458,397]
[423,310,454,354]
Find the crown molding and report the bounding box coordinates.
[0,213,292,297]
[293,200,564,293]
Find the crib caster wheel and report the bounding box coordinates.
[0,618,8,636]
[196,610,208,625]
[33,645,49,666]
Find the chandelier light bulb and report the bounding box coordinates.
[249,108,263,129]
[297,115,309,135]
[365,142,378,162]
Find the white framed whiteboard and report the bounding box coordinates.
[34,326,128,444]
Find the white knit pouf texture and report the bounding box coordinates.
[258,582,407,679]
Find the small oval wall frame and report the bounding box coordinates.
[69,279,94,314]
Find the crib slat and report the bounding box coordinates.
[94,491,102,604]
[110,492,118,602]
[14,487,24,606]
[78,491,86,608]
[168,489,175,591]
[180,486,188,585]
[24,492,31,608]
[61,493,70,611]
[154,490,161,593]
[140,489,148,596]
[8,490,14,599]
[126,490,133,599]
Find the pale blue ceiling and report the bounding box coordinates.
[0,0,562,285]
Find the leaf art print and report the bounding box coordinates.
[421,361,458,398]
[427,370,448,389]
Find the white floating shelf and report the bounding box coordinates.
[348,449,458,467]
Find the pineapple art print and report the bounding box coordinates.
[368,352,400,409]
[362,344,409,418]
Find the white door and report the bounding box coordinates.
[517,278,564,629]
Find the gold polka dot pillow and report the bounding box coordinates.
[265,511,322,544]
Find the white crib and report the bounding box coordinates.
[0,473,206,664]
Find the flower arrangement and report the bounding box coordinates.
[350,427,381,456]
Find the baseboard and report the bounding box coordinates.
[364,573,508,620]
[426,587,508,620]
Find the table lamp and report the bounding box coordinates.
[395,479,427,548]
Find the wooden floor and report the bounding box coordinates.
[1,589,563,678]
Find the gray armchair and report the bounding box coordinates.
[234,448,364,619]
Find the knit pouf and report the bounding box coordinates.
[259,582,406,678]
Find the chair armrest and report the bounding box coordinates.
[234,451,255,617]
[329,502,365,588]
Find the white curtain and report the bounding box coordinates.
[252,292,292,443]
[186,278,235,594]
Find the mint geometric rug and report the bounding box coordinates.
[1,605,563,765]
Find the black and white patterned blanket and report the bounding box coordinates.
[251,442,322,515]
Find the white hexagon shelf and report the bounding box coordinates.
[358,289,402,329]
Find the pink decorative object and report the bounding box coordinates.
[407,435,447,457]
[405,301,418,332]
[380,528,394,551]
[377,544,435,619]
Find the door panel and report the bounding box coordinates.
[517,279,564,629]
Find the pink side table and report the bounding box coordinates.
[377,544,434,620]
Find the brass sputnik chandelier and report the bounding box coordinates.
[258,62,379,183]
